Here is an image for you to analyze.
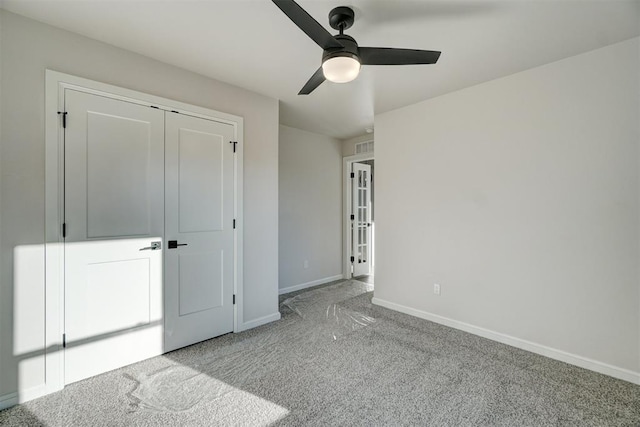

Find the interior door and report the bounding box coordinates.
[352,163,371,277]
[164,112,235,352]
[64,90,165,384]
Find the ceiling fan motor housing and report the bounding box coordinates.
[328,6,355,31]
[323,34,360,63]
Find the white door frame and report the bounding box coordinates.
[44,70,244,398]
[342,150,374,279]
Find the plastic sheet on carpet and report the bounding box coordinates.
[281,280,375,338]
[126,366,232,412]
[127,279,375,412]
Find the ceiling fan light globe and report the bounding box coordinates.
[322,56,361,83]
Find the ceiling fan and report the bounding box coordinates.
[272,0,441,95]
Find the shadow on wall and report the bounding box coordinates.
[3,244,46,409]
[0,244,47,423]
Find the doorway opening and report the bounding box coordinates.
[343,153,374,284]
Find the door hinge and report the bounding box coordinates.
[233,294,236,305]
[350,172,355,178]
[62,223,66,238]
[230,141,238,153]
[62,333,66,348]
[350,256,355,263]
[350,214,354,221]
[233,219,236,229]
[58,111,67,129]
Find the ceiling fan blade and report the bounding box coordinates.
[299,67,325,95]
[273,0,344,50]
[360,47,441,65]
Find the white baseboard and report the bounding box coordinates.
[279,274,344,295]
[0,383,65,410]
[239,312,281,332]
[371,297,640,385]
[0,392,19,411]
[17,384,51,405]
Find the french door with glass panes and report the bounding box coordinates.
[352,163,371,277]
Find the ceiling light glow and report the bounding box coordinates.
[322,56,361,83]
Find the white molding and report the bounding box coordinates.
[343,152,374,162]
[0,392,19,411]
[45,70,241,126]
[278,274,344,295]
[233,106,244,335]
[16,385,49,405]
[0,383,52,411]
[44,70,67,397]
[371,297,640,385]
[0,384,52,411]
[238,312,281,332]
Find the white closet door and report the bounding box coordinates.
[164,112,235,352]
[64,89,164,384]
[352,163,372,277]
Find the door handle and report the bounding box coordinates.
[168,240,188,249]
[140,241,161,251]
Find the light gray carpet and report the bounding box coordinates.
[1,279,639,426]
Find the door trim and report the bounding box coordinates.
[342,151,374,280]
[44,70,244,398]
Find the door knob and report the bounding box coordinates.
[168,240,188,249]
[140,241,161,251]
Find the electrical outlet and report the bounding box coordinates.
[433,283,441,295]
[303,260,309,269]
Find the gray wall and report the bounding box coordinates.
[279,125,342,291]
[0,10,279,398]
[375,37,640,375]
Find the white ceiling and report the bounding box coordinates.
[3,0,639,139]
